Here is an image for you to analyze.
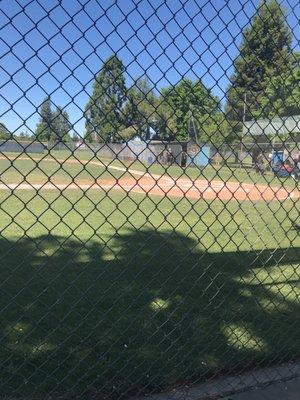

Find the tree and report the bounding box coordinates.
[52,107,72,143]
[118,126,137,141]
[260,52,300,118]
[73,132,80,142]
[85,55,127,142]
[157,78,221,143]
[197,114,234,148]
[19,131,32,141]
[35,98,72,143]
[125,76,157,140]
[226,0,292,126]
[35,96,53,142]
[285,54,300,116]
[0,122,10,140]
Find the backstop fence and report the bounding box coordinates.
[0,0,299,399]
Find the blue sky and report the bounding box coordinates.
[1,0,300,137]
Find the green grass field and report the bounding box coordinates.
[0,151,128,186]
[0,150,300,398]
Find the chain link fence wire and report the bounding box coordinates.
[0,0,300,398]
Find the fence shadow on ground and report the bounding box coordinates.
[0,230,299,398]
[291,223,300,234]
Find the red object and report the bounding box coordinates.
[281,164,293,173]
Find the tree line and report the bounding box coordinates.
[35,97,73,144]
[84,0,300,145]
[84,56,231,146]
[0,123,35,141]
[3,0,298,145]
[0,99,75,143]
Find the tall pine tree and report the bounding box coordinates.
[260,52,300,117]
[125,76,157,140]
[226,0,292,127]
[35,96,53,142]
[52,107,72,143]
[85,55,126,142]
[36,98,72,143]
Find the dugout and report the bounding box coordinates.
[243,115,300,164]
[184,140,210,167]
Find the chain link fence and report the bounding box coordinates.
[0,0,300,399]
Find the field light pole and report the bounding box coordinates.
[240,92,247,168]
[189,112,198,143]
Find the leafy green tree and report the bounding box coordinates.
[285,55,300,116]
[157,78,221,143]
[52,107,72,143]
[35,96,53,142]
[198,114,234,148]
[0,122,10,140]
[125,76,157,140]
[85,55,127,142]
[226,0,292,125]
[118,126,138,141]
[261,53,300,117]
[19,131,32,141]
[73,132,80,142]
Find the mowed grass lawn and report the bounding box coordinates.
[0,150,300,398]
[0,151,127,186]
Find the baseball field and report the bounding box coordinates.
[0,150,299,397]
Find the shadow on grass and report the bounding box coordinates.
[291,223,300,234]
[0,230,299,398]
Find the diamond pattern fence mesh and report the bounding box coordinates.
[0,0,300,399]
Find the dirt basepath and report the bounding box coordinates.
[0,155,298,201]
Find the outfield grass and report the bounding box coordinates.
[0,152,127,186]
[0,151,300,398]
